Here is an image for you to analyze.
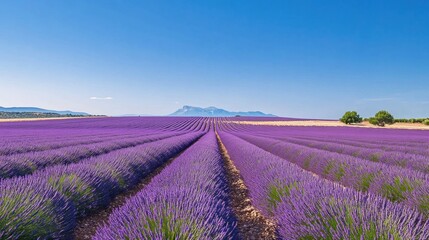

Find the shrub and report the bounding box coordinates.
[394,118,428,123]
[369,111,394,127]
[423,119,429,126]
[368,117,379,126]
[340,111,362,124]
[395,118,407,123]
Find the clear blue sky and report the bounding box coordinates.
[1,1,428,118]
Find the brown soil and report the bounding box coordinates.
[74,151,186,239]
[216,133,277,240]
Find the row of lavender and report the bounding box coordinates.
[0,116,209,131]
[0,131,182,179]
[0,130,148,156]
[89,127,429,239]
[278,136,429,172]
[0,118,222,239]
[235,133,429,214]
[0,132,202,239]
[218,131,429,239]
[0,117,210,179]
[224,122,429,155]
[1,117,428,239]
[0,117,210,156]
[236,131,429,175]
[0,117,210,238]
[292,134,429,157]
[221,121,429,211]
[94,132,237,239]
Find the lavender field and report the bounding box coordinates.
[1,117,429,239]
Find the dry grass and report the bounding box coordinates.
[229,120,429,130]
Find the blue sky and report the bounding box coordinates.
[1,1,428,118]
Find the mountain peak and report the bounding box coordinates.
[170,105,276,117]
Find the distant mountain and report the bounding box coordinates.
[169,105,276,117]
[0,106,89,116]
[114,114,152,117]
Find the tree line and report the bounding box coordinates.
[340,111,429,126]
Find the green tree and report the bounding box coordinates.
[340,111,362,124]
[423,119,429,126]
[369,110,394,127]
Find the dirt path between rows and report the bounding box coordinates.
[74,137,200,240]
[216,133,277,240]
